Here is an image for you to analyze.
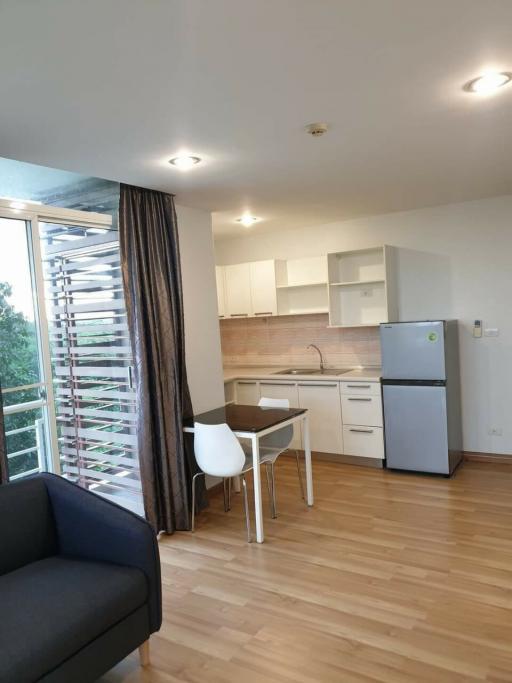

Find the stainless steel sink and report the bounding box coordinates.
[273,368,349,376]
[273,368,318,375]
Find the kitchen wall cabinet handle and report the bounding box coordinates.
[346,384,371,388]
[238,381,257,385]
[230,313,248,317]
[260,381,295,386]
[349,428,374,433]
[298,382,337,387]
[254,312,273,316]
[347,397,372,402]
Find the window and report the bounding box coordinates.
[0,202,143,514]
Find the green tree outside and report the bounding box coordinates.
[0,281,42,477]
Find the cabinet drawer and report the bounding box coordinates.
[340,380,380,396]
[343,426,384,459]
[341,394,382,427]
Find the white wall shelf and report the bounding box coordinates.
[329,278,385,287]
[327,246,397,328]
[276,281,327,289]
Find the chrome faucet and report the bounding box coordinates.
[307,344,324,371]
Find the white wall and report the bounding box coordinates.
[177,204,224,414]
[215,195,512,455]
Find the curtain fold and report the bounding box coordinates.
[0,380,8,484]
[119,184,199,533]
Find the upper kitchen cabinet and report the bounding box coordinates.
[249,260,277,316]
[275,256,329,315]
[222,259,277,318]
[224,263,252,318]
[217,247,398,325]
[215,266,226,318]
[327,245,398,327]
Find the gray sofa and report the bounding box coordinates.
[0,473,161,683]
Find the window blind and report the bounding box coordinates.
[40,220,143,515]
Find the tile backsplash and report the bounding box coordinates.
[220,313,381,368]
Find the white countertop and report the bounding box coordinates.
[223,366,381,383]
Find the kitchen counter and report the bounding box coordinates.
[223,366,381,383]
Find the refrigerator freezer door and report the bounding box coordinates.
[380,321,446,380]
[383,384,449,473]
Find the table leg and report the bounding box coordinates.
[303,415,314,506]
[251,434,264,543]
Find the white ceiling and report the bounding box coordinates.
[0,0,511,239]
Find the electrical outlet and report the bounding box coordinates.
[488,427,503,436]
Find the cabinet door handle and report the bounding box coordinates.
[238,381,257,385]
[254,311,273,316]
[230,313,248,317]
[260,381,295,386]
[298,382,338,387]
[346,384,371,388]
[349,428,374,433]
[347,397,372,402]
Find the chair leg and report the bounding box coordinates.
[241,474,252,543]
[138,639,150,667]
[265,462,274,518]
[191,472,203,532]
[223,477,231,512]
[228,476,232,509]
[295,450,306,502]
[270,462,278,518]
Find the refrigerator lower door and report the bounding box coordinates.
[380,321,446,380]
[383,384,449,474]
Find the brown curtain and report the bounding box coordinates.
[119,184,197,533]
[0,380,8,484]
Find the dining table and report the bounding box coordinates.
[184,403,313,543]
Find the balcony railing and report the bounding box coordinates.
[4,403,47,480]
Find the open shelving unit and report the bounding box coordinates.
[327,246,397,327]
[275,256,329,315]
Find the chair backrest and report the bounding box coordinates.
[258,397,294,450]
[194,422,246,477]
[0,476,57,576]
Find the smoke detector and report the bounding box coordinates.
[306,122,328,137]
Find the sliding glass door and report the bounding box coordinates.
[0,215,56,479]
[0,203,143,514]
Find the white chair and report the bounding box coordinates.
[256,397,306,518]
[192,422,254,542]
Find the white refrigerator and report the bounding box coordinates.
[380,320,463,475]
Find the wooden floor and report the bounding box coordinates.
[101,459,512,682]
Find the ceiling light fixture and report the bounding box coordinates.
[464,71,512,94]
[236,215,259,228]
[168,155,202,170]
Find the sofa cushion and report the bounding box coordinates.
[0,477,57,576]
[0,556,148,683]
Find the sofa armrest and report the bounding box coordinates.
[40,473,161,633]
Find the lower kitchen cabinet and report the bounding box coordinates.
[343,425,384,459]
[258,380,302,449]
[297,382,343,454]
[235,380,260,405]
[340,381,384,459]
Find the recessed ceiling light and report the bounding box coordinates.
[168,155,202,170]
[464,72,512,94]
[236,215,259,228]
